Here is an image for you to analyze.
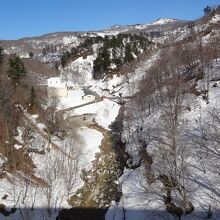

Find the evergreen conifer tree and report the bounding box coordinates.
[8,56,26,84]
[204,5,212,15]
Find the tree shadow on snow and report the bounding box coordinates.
[1,207,218,220]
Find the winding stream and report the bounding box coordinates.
[58,106,126,220]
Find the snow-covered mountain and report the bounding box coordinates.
[103,18,189,34]
[1,17,189,59]
[0,7,220,220]
[151,17,178,25]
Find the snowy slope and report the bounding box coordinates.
[151,18,177,25]
[106,57,220,220]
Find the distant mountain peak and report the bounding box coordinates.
[151,18,177,25]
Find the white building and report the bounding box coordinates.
[47,77,68,97]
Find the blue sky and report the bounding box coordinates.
[0,0,219,40]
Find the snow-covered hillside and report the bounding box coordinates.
[106,60,220,220]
